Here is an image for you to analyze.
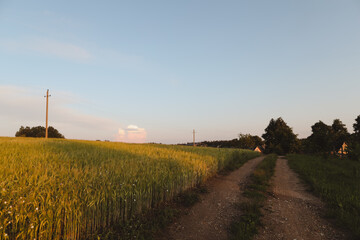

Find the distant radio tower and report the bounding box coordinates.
[193,129,195,147]
[44,89,51,139]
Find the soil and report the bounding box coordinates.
[254,157,348,240]
[157,156,264,240]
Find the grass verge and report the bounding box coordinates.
[287,154,360,239]
[229,154,277,240]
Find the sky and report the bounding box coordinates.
[1,0,360,144]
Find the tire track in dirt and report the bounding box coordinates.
[157,156,264,240]
[254,157,348,240]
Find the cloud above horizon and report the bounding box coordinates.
[115,125,147,143]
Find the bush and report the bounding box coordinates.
[15,126,65,138]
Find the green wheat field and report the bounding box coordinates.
[0,137,259,239]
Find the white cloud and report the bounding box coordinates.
[0,37,93,62]
[115,125,147,143]
[127,125,140,131]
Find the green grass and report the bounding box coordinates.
[287,154,360,238]
[229,154,277,240]
[0,137,260,239]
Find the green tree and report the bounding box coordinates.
[262,118,299,155]
[15,126,65,138]
[238,134,264,150]
[353,115,360,142]
[348,115,360,161]
[331,119,349,151]
[307,121,332,154]
[15,126,31,137]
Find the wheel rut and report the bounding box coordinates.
[157,156,264,240]
[254,157,348,240]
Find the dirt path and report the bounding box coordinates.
[157,156,264,240]
[254,157,348,240]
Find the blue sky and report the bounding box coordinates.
[1,1,360,143]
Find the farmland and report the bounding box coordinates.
[288,155,360,238]
[0,137,259,239]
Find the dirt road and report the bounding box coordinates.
[157,156,264,240]
[254,157,347,240]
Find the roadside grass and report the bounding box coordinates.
[219,151,257,175]
[175,184,209,207]
[287,154,360,239]
[229,154,277,240]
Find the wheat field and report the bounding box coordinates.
[0,137,259,239]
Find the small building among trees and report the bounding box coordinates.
[254,146,263,153]
[338,142,348,156]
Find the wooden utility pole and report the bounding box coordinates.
[44,89,51,139]
[193,129,195,147]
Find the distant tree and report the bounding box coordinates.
[15,126,65,138]
[353,115,360,142]
[262,118,299,155]
[305,119,350,155]
[202,139,239,148]
[347,143,360,161]
[199,134,263,149]
[253,136,264,147]
[298,138,308,153]
[307,121,333,154]
[331,119,350,151]
[238,134,264,149]
[15,126,31,137]
[347,115,360,161]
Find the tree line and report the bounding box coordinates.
[262,116,360,159]
[200,134,264,150]
[198,115,360,161]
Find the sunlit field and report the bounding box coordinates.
[0,137,259,239]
